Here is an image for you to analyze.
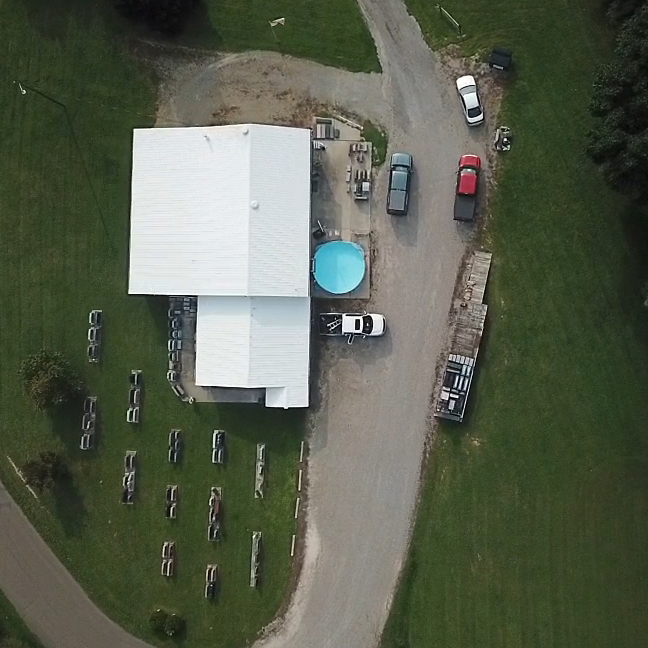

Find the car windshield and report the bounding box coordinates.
[362,316,374,335]
[467,106,482,118]
[391,170,408,190]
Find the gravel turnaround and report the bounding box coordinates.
[0,2,487,647]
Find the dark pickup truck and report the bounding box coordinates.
[453,154,481,222]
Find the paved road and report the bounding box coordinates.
[0,2,486,647]
[0,480,152,648]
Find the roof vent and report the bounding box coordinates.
[251,200,259,210]
[242,125,249,135]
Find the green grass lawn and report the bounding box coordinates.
[182,0,380,72]
[0,1,309,646]
[362,120,388,166]
[381,1,648,647]
[100,0,380,72]
[0,589,43,648]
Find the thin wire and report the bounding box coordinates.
[14,81,118,256]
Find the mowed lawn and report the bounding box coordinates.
[0,1,315,647]
[381,0,648,647]
[0,588,43,648]
[104,0,380,72]
[191,0,379,72]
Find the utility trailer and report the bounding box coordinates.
[318,312,386,345]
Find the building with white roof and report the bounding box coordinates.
[128,123,312,408]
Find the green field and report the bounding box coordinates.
[381,0,648,647]
[95,0,380,72]
[0,1,321,646]
[0,589,43,648]
[183,0,380,72]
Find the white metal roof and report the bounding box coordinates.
[195,296,311,408]
[128,124,312,297]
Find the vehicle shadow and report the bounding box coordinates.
[318,324,393,371]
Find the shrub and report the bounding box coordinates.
[362,120,388,166]
[164,613,185,636]
[19,350,83,411]
[149,608,168,634]
[22,452,70,491]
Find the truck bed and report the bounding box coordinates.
[453,194,476,222]
[319,313,344,335]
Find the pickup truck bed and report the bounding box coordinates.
[319,313,344,335]
[453,194,477,222]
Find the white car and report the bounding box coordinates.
[456,75,484,126]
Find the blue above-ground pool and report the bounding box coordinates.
[313,241,366,295]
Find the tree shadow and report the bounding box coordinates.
[51,474,88,537]
[16,0,98,41]
[618,203,648,347]
[49,394,87,454]
[176,0,222,49]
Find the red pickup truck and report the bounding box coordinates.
[453,154,481,222]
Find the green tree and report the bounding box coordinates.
[19,350,83,411]
[148,608,168,634]
[164,613,185,637]
[22,452,70,491]
[587,3,648,199]
[606,0,646,24]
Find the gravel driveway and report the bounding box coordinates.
[253,4,488,648]
[0,2,488,648]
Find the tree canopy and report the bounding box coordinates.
[19,349,82,411]
[22,452,70,491]
[149,609,168,634]
[164,613,185,636]
[587,2,648,199]
[606,0,646,24]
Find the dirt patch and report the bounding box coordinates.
[436,44,511,239]
[436,44,506,133]
[141,45,386,130]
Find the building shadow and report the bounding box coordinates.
[145,295,171,348]
[194,404,306,456]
